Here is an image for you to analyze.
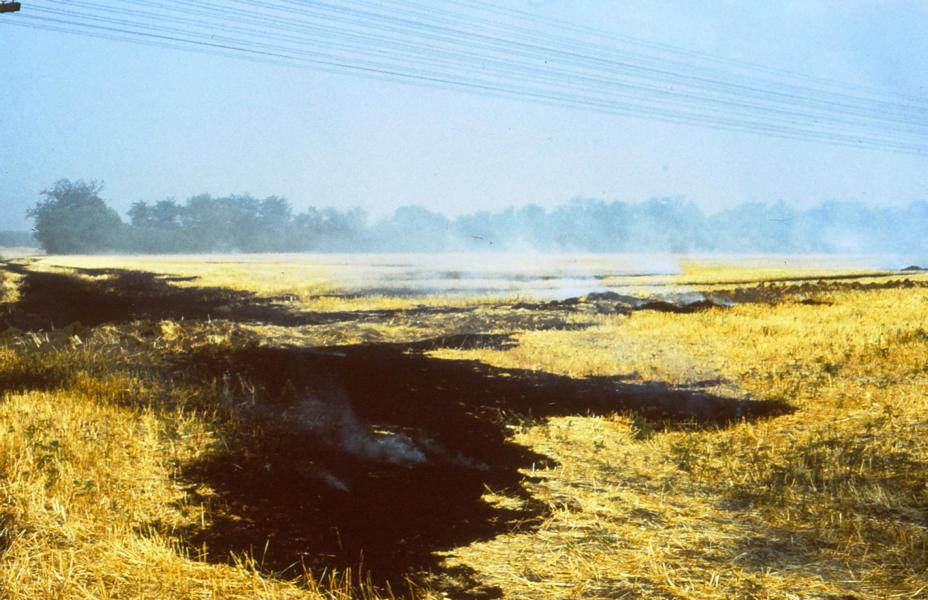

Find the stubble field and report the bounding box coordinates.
[0,253,926,599]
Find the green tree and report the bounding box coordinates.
[27,180,125,254]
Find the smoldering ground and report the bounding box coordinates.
[289,381,492,486]
[179,338,789,590]
[295,386,428,469]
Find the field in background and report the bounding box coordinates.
[0,253,926,599]
[30,252,896,299]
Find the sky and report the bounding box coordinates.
[1,0,927,231]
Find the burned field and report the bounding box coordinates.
[0,256,926,599]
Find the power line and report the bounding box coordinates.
[14,0,928,131]
[23,0,928,128]
[4,0,927,154]
[251,0,928,122]
[448,0,928,105]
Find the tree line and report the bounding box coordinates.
[24,179,928,258]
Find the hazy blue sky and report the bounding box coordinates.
[1,0,927,230]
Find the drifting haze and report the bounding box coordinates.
[23,180,928,265]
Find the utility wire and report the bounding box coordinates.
[4,0,926,154]
[24,0,928,127]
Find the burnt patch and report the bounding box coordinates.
[0,262,594,335]
[723,278,928,305]
[0,262,434,330]
[1,261,261,329]
[178,340,791,589]
[514,276,928,316]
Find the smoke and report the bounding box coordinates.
[294,389,427,467]
[418,435,489,472]
[311,252,685,300]
[288,382,490,492]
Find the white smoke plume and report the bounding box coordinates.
[294,388,427,467]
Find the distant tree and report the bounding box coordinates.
[550,198,625,251]
[258,196,292,229]
[127,201,151,227]
[179,194,222,251]
[374,206,447,251]
[453,210,497,249]
[294,206,368,251]
[255,196,293,250]
[150,199,184,229]
[27,180,125,253]
[128,198,187,252]
[175,194,262,251]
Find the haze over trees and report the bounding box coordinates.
[24,179,928,260]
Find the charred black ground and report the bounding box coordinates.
[180,339,789,588]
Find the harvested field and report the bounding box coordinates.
[0,254,926,599]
